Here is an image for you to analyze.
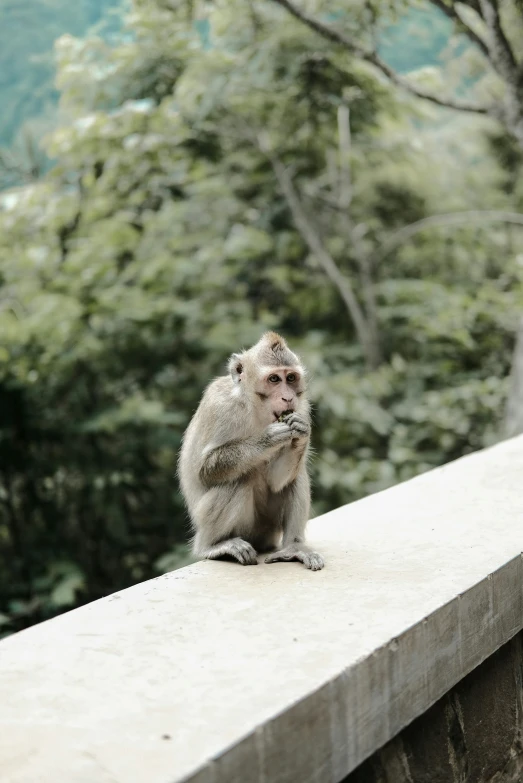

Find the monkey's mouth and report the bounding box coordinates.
[275,409,294,422]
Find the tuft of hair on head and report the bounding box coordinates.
[258,331,298,368]
[262,331,286,350]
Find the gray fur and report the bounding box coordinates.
[178,333,324,570]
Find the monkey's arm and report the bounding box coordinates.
[199,422,292,487]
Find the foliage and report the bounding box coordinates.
[0,0,522,634]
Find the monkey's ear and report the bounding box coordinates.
[228,353,243,384]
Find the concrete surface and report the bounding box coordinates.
[0,436,523,783]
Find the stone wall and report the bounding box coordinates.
[1,435,523,783]
[346,633,523,783]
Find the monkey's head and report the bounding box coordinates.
[228,332,307,422]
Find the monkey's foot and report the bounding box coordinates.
[265,546,324,571]
[206,537,258,566]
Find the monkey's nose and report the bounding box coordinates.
[282,397,293,404]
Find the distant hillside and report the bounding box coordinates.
[0,0,121,147]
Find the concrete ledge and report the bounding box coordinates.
[1,436,523,783]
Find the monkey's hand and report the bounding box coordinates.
[265,544,324,571]
[262,421,293,449]
[282,412,310,440]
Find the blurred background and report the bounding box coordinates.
[1,0,522,636]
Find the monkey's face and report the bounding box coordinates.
[255,366,305,421]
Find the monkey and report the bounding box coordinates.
[178,332,324,571]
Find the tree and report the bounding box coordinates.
[267,0,523,432]
[0,0,522,632]
[505,317,523,435]
[270,0,523,144]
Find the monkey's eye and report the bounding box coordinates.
[268,374,281,383]
[287,373,297,383]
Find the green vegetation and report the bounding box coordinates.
[0,0,522,635]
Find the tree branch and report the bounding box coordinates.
[337,104,352,209]
[477,0,519,83]
[256,132,380,369]
[371,210,523,266]
[504,316,523,438]
[270,0,490,114]
[428,0,490,58]
[336,105,381,366]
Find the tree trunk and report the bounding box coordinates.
[504,317,523,438]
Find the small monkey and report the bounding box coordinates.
[178,332,324,570]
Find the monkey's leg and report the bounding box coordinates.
[266,441,307,493]
[192,484,258,566]
[265,470,324,571]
